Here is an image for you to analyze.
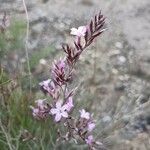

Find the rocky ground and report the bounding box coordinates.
[0,0,150,149]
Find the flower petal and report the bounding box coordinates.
[85,135,94,145]
[78,26,86,36]
[56,101,62,109]
[85,112,90,120]
[80,109,90,120]
[55,113,62,122]
[65,97,74,112]
[61,111,68,118]
[70,28,78,35]
[50,108,59,115]
[88,122,96,132]
[78,26,86,32]
[62,104,68,111]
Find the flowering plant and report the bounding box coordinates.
[31,11,106,150]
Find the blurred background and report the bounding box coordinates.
[0,0,150,149]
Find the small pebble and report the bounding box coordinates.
[115,42,123,49]
[39,59,47,65]
[102,116,112,123]
[118,56,126,63]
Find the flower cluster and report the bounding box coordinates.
[32,11,106,149]
[51,58,72,85]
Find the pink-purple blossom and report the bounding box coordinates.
[52,58,66,71]
[70,26,87,37]
[79,109,90,120]
[31,99,49,119]
[50,101,68,122]
[35,99,46,110]
[87,122,96,132]
[65,96,74,112]
[39,79,59,99]
[32,108,40,118]
[39,79,51,91]
[85,135,94,145]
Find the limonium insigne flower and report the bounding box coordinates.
[35,99,46,110]
[50,101,68,122]
[39,79,51,93]
[39,79,60,99]
[65,96,74,112]
[85,135,94,145]
[87,122,96,132]
[79,109,90,120]
[70,26,87,37]
[31,99,49,119]
[32,108,40,118]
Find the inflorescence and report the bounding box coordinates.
[31,11,106,150]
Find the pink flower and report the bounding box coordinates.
[52,58,65,71]
[31,99,49,119]
[35,99,46,110]
[85,135,94,145]
[39,79,59,99]
[39,79,54,94]
[32,108,40,118]
[87,122,96,132]
[79,109,90,120]
[65,96,74,112]
[50,101,68,122]
[39,79,51,92]
[70,26,87,37]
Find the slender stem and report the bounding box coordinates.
[22,0,32,94]
[92,41,97,80]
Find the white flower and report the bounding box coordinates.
[50,101,68,122]
[79,109,90,120]
[70,26,87,37]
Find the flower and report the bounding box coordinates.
[52,58,66,71]
[39,79,51,92]
[39,79,59,99]
[87,122,96,132]
[70,26,87,37]
[65,96,74,112]
[31,99,49,119]
[85,135,94,145]
[50,101,68,122]
[79,109,90,120]
[35,99,46,110]
[32,108,40,118]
